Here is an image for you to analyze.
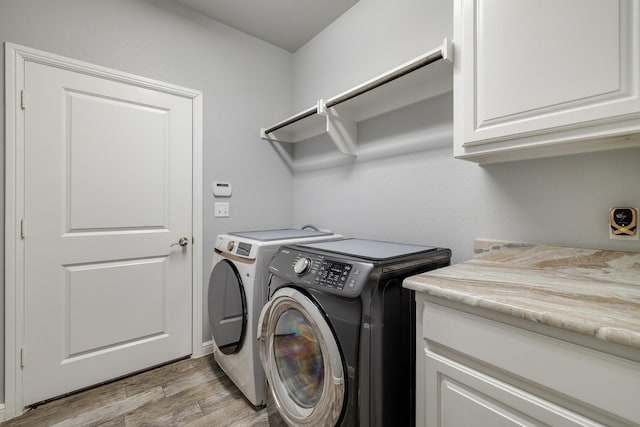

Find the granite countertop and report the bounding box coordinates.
[403,240,640,350]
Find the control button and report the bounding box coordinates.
[227,241,235,251]
[294,257,313,276]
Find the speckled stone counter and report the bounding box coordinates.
[403,240,640,350]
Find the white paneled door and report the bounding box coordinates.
[20,58,194,405]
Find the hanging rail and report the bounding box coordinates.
[263,39,451,136]
[325,48,445,109]
[263,105,317,135]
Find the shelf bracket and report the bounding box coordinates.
[261,132,294,171]
[442,38,453,64]
[319,100,357,156]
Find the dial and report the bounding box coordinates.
[293,257,312,275]
[227,240,235,251]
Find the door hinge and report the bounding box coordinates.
[21,90,26,110]
[20,218,26,239]
[20,347,25,368]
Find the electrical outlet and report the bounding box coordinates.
[214,202,229,218]
[609,207,638,240]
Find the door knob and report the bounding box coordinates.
[171,237,190,247]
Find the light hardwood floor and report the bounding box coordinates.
[1,355,272,427]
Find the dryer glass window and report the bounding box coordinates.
[273,308,324,408]
[208,260,247,355]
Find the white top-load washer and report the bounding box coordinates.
[207,228,342,407]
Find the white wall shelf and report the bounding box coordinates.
[261,39,453,169]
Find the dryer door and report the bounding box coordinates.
[208,259,247,355]
[258,287,345,427]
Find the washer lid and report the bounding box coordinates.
[298,238,437,260]
[228,228,333,241]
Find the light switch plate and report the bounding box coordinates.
[214,202,229,218]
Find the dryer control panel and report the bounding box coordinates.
[214,235,256,260]
[269,248,374,297]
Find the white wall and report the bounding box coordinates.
[292,0,452,110]
[0,0,294,402]
[291,0,640,263]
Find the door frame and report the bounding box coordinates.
[4,42,204,419]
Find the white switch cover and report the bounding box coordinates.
[214,202,229,218]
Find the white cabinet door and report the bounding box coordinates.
[454,0,640,163]
[21,59,193,405]
[414,295,640,427]
[424,351,604,427]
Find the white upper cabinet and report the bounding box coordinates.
[454,0,640,163]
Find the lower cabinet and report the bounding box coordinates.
[415,295,640,427]
[425,351,603,427]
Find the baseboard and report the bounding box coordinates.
[0,403,6,421]
[201,340,214,356]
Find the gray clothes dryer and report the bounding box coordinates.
[257,238,451,426]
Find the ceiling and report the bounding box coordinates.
[175,0,359,53]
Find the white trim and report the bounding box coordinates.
[201,340,214,356]
[191,93,204,358]
[4,42,204,418]
[5,41,24,421]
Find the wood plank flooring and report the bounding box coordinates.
[1,355,273,427]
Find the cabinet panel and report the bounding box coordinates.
[420,299,640,424]
[413,295,640,426]
[454,0,640,163]
[425,350,604,427]
[441,380,533,426]
[478,0,619,123]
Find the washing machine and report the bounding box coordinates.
[257,238,451,426]
[207,228,342,407]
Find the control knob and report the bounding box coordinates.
[293,257,312,276]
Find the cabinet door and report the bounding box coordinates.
[454,0,640,162]
[424,350,604,427]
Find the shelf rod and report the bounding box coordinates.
[263,41,447,137]
[326,48,444,109]
[263,105,318,135]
